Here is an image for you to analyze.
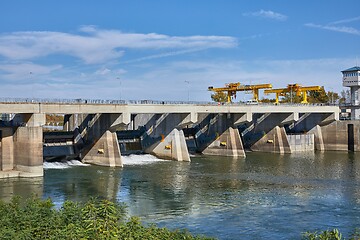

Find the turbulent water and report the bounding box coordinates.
[1,152,360,239]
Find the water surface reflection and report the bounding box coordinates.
[0,153,359,239]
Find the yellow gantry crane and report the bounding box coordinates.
[264,84,323,104]
[208,82,273,103]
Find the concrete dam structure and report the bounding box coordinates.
[0,100,352,178]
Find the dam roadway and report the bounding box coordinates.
[0,99,347,178]
[0,101,339,115]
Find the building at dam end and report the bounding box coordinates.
[342,66,360,120]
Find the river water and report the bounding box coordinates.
[1,152,360,239]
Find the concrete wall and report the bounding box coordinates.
[287,134,314,152]
[314,120,360,151]
[0,128,14,171]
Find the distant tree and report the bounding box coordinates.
[308,89,328,103]
[327,91,339,104]
[339,90,349,104]
[281,93,302,103]
[260,98,276,103]
[211,91,228,103]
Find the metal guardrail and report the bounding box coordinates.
[0,98,339,107]
[339,103,360,107]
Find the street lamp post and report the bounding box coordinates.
[117,77,122,101]
[30,71,34,100]
[184,80,190,101]
[329,87,334,105]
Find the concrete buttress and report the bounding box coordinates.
[250,126,291,154]
[195,113,246,157]
[240,113,293,154]
[78,113,124,167]
[138,113,195,161]
[146,128,190,161]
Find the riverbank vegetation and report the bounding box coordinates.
[1,196,359,239]
[302,228,360,240]
[0,196,214,240]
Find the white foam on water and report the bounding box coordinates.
[67,160,91,167]
[44,155,165,169]
[43,160,90,169]
[122,154,166,166]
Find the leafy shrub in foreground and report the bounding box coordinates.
[0,196,214,240]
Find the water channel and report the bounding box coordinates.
[1,152,360,239]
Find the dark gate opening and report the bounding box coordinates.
[348,124,354,152]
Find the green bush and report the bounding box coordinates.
[303,228,360,240]
[0,196,214,240]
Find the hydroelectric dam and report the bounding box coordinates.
[0,99,353,178]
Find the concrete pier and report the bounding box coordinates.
[0,113,44,177]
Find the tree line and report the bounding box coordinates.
[211,89,349,104]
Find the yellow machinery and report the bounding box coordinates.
[208,82,273,103]
[264,84,322,104]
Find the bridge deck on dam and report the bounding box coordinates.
[0,99,339,115]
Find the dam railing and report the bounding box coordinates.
[0,98,337,106]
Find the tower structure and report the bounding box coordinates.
[342,66,360,119]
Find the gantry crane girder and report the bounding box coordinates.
[208,82,272,103]
[264,84,323,104]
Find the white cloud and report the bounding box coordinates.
[0,28,237,64]
[122,47,207,64]
[329,16,360,25]
[0,58,353,101]
[112,58,351,101]
[0,62,62,81]
[305,16,360,36]
[243,9,288,21]
[95,68,111,75]
[305,23,360,36]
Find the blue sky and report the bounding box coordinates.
[0,0,359,101]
